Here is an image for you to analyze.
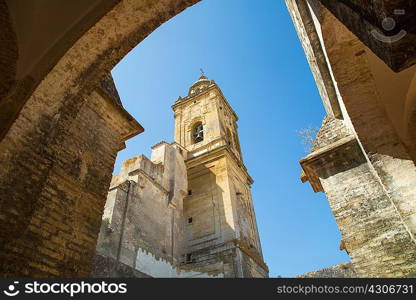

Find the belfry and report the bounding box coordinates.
[172,75,268,277]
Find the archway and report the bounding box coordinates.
[0,0,200,277]
[1,0,416,278]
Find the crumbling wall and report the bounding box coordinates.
[297,262,357,278]
[95,142,224,277]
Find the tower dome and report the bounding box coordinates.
[188,74,212,96]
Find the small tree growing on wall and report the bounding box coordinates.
[297,126,319,153]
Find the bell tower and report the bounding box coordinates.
[172,74,268,278]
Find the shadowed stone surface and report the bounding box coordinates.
[297,262,357,278]
[319,0,416,72]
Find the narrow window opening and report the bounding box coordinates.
[186,253,193,263]
[188,217,193,224]
[193,122,204,143]
[226,128,232,146]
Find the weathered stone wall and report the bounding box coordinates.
[0,75,142,277]
[311,116,353,152]
[92,254,151,278]
[297,262,357,278]
[285,0,342,118]
[96,142,186,276]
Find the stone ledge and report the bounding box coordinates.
[300,136,357,192]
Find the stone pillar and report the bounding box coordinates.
[301,117,416,277]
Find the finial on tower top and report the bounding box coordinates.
[200,68,206,77]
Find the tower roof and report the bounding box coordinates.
[188,74,213,97]
[193,75,209,85]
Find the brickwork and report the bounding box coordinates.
[320,8,416,246]
[92,254,151,278]
[0,0,17,100]
[0,75,142,277]
[311,116,353,152]
[96,143,188,272]
[297,262,357,278]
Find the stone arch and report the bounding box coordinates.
[5,0,415,279]
[188,116,204,143]
[0,0,200,277]
[0,0,200,141]
[192,121,204,143]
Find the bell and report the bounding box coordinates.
[194,131,203,142]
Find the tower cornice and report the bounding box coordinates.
[172,82,239,122]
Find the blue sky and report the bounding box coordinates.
[111,0,349,277]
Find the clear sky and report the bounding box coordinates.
[111,0,349,277]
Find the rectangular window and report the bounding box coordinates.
[188,190,192,196]
[188,217,193,224]
[186,253,192,263]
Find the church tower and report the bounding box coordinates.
[172,74,268,278]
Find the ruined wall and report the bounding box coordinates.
[92,254,150,278]
[319,5,416,246]
[240,250,269,278]
[95,143,185,275]
[95,142,225,278]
